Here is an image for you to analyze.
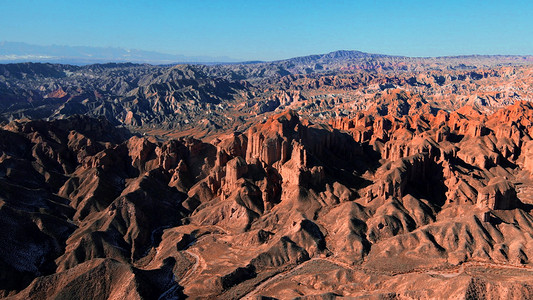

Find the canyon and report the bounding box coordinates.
[1,51,533,299]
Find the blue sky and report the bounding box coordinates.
[1,0,532,60]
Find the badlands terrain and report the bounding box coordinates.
[1,51,533,299]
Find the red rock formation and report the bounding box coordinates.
[3,101,533,299]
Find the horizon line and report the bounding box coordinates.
[1,41,533,65]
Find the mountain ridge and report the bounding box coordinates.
[2,42,533,66]
[0,41,239,65]
[2,50,533,299]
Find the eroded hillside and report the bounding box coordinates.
[1,103,533,298]
[1,53,533,299]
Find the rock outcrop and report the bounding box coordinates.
[2,58,533,299]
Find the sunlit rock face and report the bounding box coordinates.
[2,57,533,299]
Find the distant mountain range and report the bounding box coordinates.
[0,41,240,65]
[3,42,533,66]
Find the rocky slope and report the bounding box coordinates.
[1,101,533,298]
[2,52,533,140]
[2,52,533,299]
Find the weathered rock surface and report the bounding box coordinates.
[2,55,533,299]
[1,102,533,299]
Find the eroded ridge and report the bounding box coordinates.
[1,100,533,298]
